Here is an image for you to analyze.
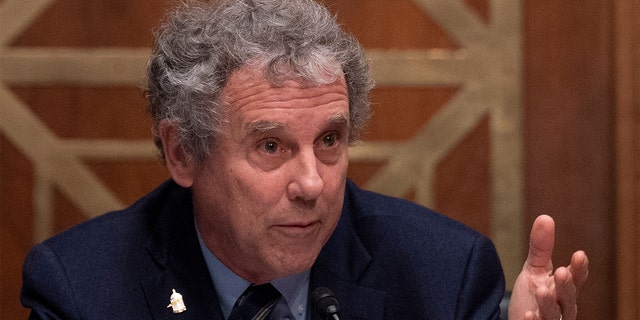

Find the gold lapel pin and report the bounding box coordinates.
[167,289,187,314]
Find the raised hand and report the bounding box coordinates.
[508,215,589,320]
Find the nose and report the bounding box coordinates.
[287,148,324,202]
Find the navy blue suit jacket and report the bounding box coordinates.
[22,180,505,319]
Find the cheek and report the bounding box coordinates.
[321,153,349,190]
[236,170,289,206]
[317,161,348,219]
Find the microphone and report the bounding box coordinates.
[311,287,341,320]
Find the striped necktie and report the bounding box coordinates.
[228,283,282,320]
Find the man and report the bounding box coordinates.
[21,0,588,319]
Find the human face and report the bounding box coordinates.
[192,66,350,284]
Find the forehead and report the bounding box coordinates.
[220,66,349,124]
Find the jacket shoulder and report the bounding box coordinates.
[333,181,504,318]
[41,180,185,252]
[21,180,197,319]
[343,180,483,246]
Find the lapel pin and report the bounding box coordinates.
[167,289,187,314]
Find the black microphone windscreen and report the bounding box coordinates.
[311,287,340,319]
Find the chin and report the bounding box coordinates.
[270,252,318,277]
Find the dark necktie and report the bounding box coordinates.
[228,283,282,320]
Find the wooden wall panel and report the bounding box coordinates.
[435,116,492,237]
[12,0,162,47]
[0,136,35,320]
[523,0,616,319]
[320,0,458,49]
[614,0,640,318]
[1,1,168,318]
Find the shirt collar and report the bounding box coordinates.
[196,228,310,319]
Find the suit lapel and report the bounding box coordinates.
[310,195,386,320]
[141,185,224,320]
[309,272,386,320]
[141,267,223,320]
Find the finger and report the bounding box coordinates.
[554,267,577,320]
[526,215,555,270]
[568,250,589,287]
[535,286,561,320]
[524,310,536,320]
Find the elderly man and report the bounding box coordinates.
[21,0,588,319]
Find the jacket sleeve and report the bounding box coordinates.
[454,235,506,320]
[21,243,82,320]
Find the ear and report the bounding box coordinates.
[158,120,195,188]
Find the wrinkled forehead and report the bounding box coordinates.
[221,64,348,105]
[219,65,349,129]
[240,56,345,86]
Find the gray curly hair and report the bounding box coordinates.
[146,0,374,162]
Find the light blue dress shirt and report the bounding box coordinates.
[197,230,310,320]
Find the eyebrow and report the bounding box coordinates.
[245,113,349,137]
[327,113,349,127]
[246,120,284,137]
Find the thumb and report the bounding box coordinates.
[526,214,555,270]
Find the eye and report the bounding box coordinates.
[321,132,338,147]
[263,140,280,154]
[249,138,289,171]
